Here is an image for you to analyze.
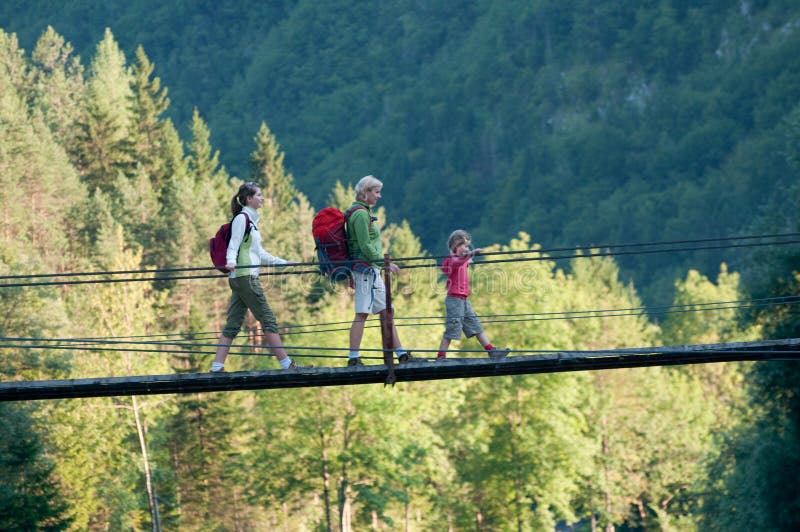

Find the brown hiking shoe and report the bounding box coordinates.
[398,352,426,364]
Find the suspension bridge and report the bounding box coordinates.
[2,232,799,401]
[1,338,798,401]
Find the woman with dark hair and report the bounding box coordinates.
[210,182,309,372]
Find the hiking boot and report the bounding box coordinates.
[287,361,313,370]
[488,348,510,359]
[347,357,365,367]
[398,352,426,364]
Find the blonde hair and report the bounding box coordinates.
[447,230,472,252]
[355,175,383,201]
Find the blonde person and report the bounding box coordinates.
[210,182,310,372]
[346,175,425,367]
[437,230,509,361]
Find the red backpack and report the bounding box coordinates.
[209,212,252,273]
[312,205,368,281]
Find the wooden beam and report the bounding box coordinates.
[1,339,799,401]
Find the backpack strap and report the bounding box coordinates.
[231,212,253,261]
[343,205,370,234]
[343,205,374,271]
[343,205,371,252]
[233,212,253,238]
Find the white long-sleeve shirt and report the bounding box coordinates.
[226,206,287,277]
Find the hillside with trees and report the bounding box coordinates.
[3,0,800,303]
[1,3,800,530]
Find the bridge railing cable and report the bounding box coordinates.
[2,296,798,363]
[0,232,798,288]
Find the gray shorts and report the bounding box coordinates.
[353,267,386,314]
[444,296,483,340]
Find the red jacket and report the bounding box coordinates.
[441,253,473,298]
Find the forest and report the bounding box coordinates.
[3,0,800,304]
[1,2,800,531]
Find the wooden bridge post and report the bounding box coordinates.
[381,253,396,386]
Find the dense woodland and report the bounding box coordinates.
[3,0,800,303]
[1,2,800,531]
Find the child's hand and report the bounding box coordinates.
[471,248,483,256]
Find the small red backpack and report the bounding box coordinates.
[209,212,252,273]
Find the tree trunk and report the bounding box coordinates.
[404,487,410,532]
[170,442,182,519]
[601,415,614,532]
[132,395,162,532]
[320,425,333,532]
[338,397,354,532]
[509,385,524,531]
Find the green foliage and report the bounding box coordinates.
[1,15,798,530]
[0,403,71,531]
[701,262,800,530]
[693,89,800,531]
[662,265,760,346]
[5,1,800,303]
[29,26,85,156]
[74,29,136,192]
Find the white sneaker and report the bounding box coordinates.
[488,348,510,359]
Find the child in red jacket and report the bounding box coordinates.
[437,230,510,361]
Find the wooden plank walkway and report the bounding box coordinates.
[2,339,799,401]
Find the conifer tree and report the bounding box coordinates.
[245,123,316,344]
[156,389,252,530]
[247,123,310,262]
[0,40,78,525]
[0,35,85,269]
[249,122,297,212]
[0,30,83,377]
[130,46,174,195]
[0,403,71,531]
[29,26,85,158]
[0,30,30,96]
[48,221,172,530]
[172,109,232,349]
[188,107,230,204]
[113,164,161,258]
[74,28,135,192]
